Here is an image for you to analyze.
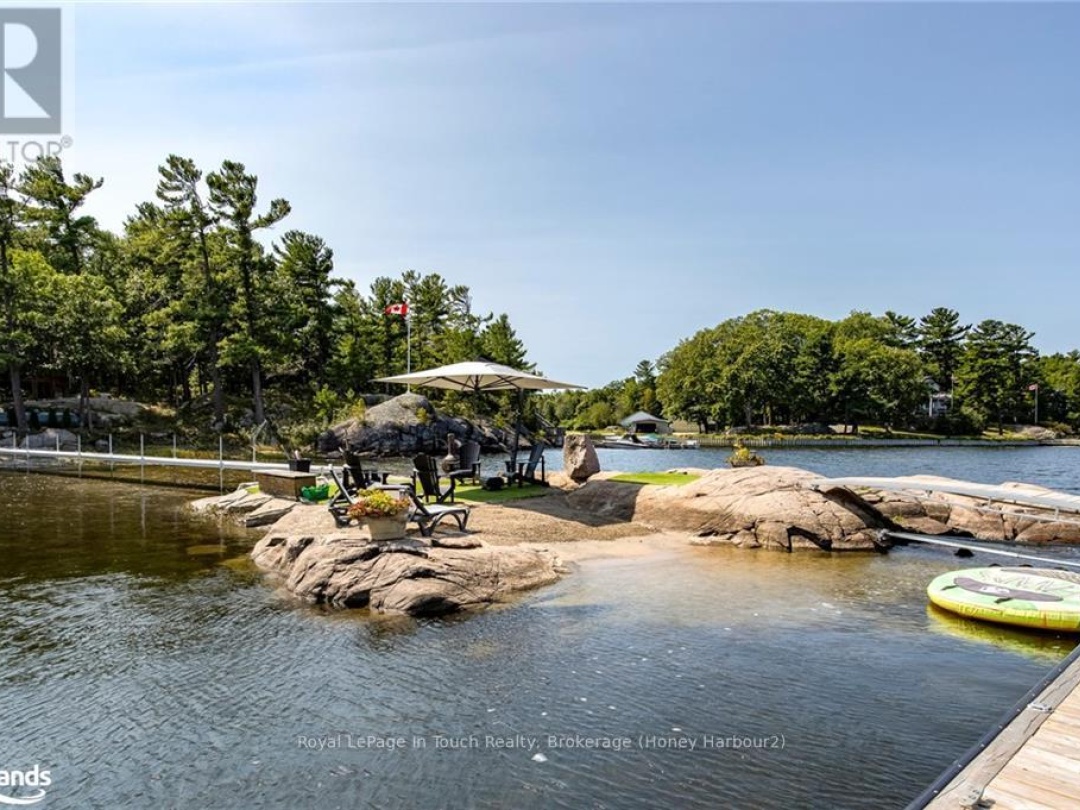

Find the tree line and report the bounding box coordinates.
[1,156,529,438]
[541,308,1080,435]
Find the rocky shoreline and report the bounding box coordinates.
[193,464,1080,617]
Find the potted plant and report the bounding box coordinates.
[727,441,765,468]
[345,489,411,540]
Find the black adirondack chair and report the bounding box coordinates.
[412,453,457,504]
[516,442,547,487]
[342,451,389,492]
[448,440,482,486]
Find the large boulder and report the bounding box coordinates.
[853,476,1080,544]
[20,428,80,451]
[250,507,562,616]
[316,393,506,457]
[566,466,891,551]
[563,434,601,482]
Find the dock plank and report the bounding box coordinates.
[1023,730,1080,762]
[981,781,1072,810]
[921,647,1080,809]
[988,755,1080,800]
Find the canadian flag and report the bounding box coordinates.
[384,302,409,316]
[1028,383,1039,392]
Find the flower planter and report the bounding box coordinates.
[362,515,408,541]
[288,458,312,473]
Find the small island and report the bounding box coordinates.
[193,441,1080,617]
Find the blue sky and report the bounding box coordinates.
[59,2,1080,388]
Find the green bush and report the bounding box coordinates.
[941,410,982,436]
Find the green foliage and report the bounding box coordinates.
[568,305,1074,436]
[17,156,103,275]
[274,230,339,386]
[540,356,661,432]
[653,310,836,430]
[918,307,969,390]
[311,385,344,425]
[8,150,1076,446]
[0,154,537,442]
[1037,351,1080,425]
[831,335,924,430]
[956,320,1036,434]
[727,443,764,467]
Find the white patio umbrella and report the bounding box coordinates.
[375,361,583,470]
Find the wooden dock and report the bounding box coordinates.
[910,643,1080,809]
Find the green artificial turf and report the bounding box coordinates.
[454,481,554,503]
[609,472,700,486]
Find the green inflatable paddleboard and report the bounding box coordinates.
[927,567,1080,632]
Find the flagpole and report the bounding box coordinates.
[406,309,412,392]
[1035,385,1039,426]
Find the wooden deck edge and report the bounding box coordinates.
[911,643,1080,809]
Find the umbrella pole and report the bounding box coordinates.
[509,388,524,478]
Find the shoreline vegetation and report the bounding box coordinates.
[2,155,1079,459]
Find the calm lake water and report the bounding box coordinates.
[3,447,1080,808]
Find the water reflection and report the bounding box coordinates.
[925,604,1076,663]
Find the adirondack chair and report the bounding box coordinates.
[412,453,457,504]
[448,440,481,486]
[328,467,469,536]
[404,487,470,537]
[516,442,547,487]
[342,451,388,492]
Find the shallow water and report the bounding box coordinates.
[2,458,1079,808]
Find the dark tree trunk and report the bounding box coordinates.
[181,366,192,404]
[9,362,27,433]
[251,358,265,426]
[208,338,224,427]
[79,376,93,431]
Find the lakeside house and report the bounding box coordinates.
[620,411,672,435]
